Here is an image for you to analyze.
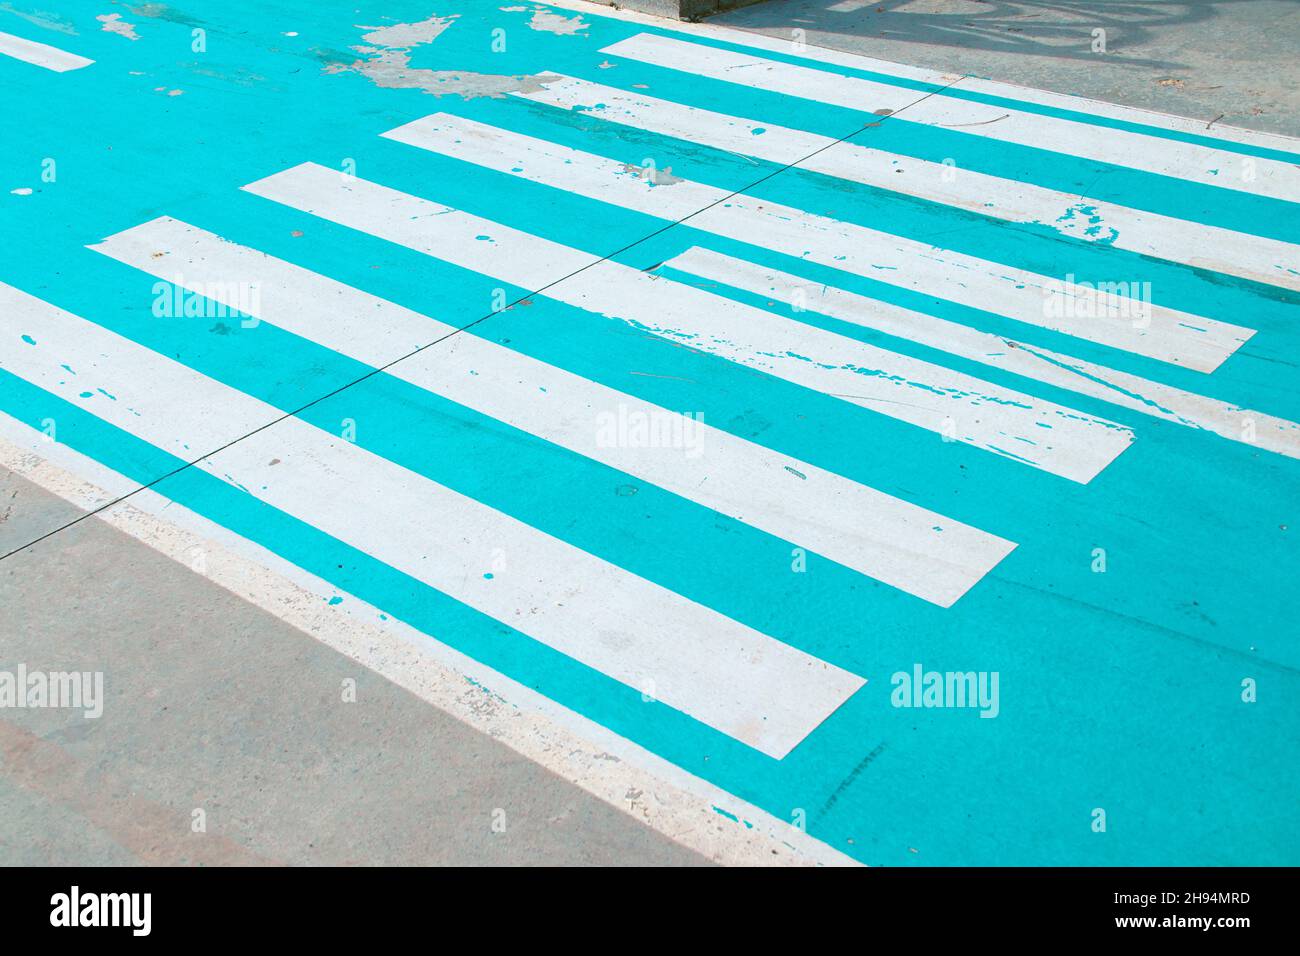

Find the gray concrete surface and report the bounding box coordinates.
[0,466,708,866]
[711,0,1300,136]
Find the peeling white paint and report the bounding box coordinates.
[357,13,457,48]
[96,13,139,41]
[351,47,559,99]
[619,162,683,185]
[527,6,588,36]
[333,14,557,100]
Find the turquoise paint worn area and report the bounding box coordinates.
[1,0,1298,865]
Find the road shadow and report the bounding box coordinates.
[713,0,1245,71]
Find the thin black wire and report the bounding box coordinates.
[0,75,964,563]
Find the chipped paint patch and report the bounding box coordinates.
[332,15,558,100]
[619,162,683,186]
[9,187,32,196]
[97,13,139,40]
[527,6,588,36]
[1052,202,1120,246]
[350,48,559,99]
[357,13,457,48]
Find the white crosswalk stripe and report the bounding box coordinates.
[0,279,866,759]
[512,75,1299,296]
[89,215,1016,607]
[384,111,1257,369]
[242,162,1136,483]
[666,246,1300,460]
[600,32,1300,203]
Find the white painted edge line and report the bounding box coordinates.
[0,417,859,867]
[0,30,93,72]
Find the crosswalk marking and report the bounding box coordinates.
[385,112,1255,370]
[668,247,1300,460]
[243,162,1135,483]
[1,0,1295,864]
[0,30,93,72]
[600,33,1300,204]
[0,280,866,758]
[89,215,1016,607]
[514,75,1297,297]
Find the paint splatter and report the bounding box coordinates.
[618,162,683,186]
[1053,202,1119,246]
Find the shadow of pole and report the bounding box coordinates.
[715,0,1239,71]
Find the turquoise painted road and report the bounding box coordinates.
[1,1,1298,864]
